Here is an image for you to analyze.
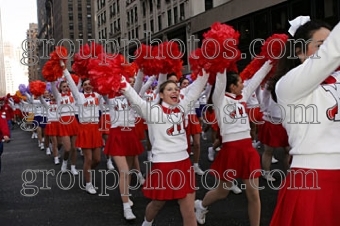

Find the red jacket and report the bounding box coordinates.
[0,103,14,120]
[0,116,10,139]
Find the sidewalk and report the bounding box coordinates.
[0,127,281,226]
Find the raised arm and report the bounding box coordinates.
[243,60,272,101]
[139,75,156,97]
[133,69,144,93]
[181,71,209,114]
[277,21,340,102]
[155,73,167,94]
[63,69,85,104]
[121,81,148,119]
[212,70,227,109]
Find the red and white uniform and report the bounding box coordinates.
[123,73,208,200]
[51,72,79,137]
[40,96,59,136]
[270,21,340,226]
[211,61,272,180]
[257,84,289,148]
[103,94,143,156]
[64,70,102,149]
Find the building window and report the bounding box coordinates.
[135,27,139,39]
[157,0,161,9]
[149,0,153,13]
[238,19,251,47]
[135,7,138,22]
[158,15,162,31]
[253,13,269,39]
[150,19,154,33]
[205,0,213,11]
[130,10,133,24]
[117,0,120,13]
[271,7,288,33]
[174,6,178,24]
[142,2,146,17]
[144,23,147,37]
[180,3,185,19]
[291,0,311,19]
[167,9,172,26]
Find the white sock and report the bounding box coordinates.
[199,200,207,210]
[137,172,143,178]
[194,163,199,167]
[123,202,131,210]
[62,160,68,165]
[142,218,153,226]
[71,165,76,170]
[86,182,92,187]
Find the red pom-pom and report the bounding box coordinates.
[12,95,20,103]
[261,34,288,61]
[72,42,105,80]
[42,46,68,82]
[202,22,241,76]
[71,74,80,85]
[29,80,46,97]
[189,23,241,83]
[87,53,123,95]
[120,55,138,79]
[42,60,63,82]
[240,33,288,84]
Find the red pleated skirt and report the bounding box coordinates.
[143,158,196,200]
[246,107,263,123]
[99,114,111,135]
[185,114,202,135]
[75,123,103,149]
[56,116,79,136]
[204,110,219,131]
[103,127,144,156]
[270,168,340,226]
[258,120,289,147]
[134,117,147,140]
[210,138,261,180]
[45,121,59,136]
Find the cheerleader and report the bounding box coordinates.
[179,77,204,175]
[40,85,59,163]
[103,79,144,220]
[121,71,208,226]
[257,83,290,181]
[25,92,46,150]
[64,70,103,194]
[138,75,157,162]
[99,97,115,171]
[51,77,79,176]
[268,17,340,226]
[195,61,272,226]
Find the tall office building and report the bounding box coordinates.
[27,23,40,82]
[37,0,96,71]
[95,0,340,73]
[0,9,6,96]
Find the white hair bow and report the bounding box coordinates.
[288,16,311,36]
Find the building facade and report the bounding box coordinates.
[94,0,340,74]
[37,0,96,70]
[0,10,6,96]
[27,23,39,82]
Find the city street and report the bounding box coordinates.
[0,126,287,226]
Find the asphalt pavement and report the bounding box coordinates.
[0,125,287,226]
